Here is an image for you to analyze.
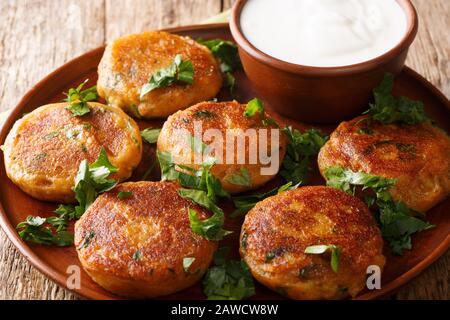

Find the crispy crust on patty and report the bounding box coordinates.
[157,101,287,194]
[97,31,223,118]
[75,181,217,299]
[240,186,385,300]
[318,116,450,212]
[2,102,142,203]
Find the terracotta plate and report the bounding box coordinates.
[0,24,449,300]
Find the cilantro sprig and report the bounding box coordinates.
[202,247,255,300]
[198,39,241,92]
[140,54,194,99]
[324,167,434,255]
[16,148,118,246]
[280,127,328,185]
[304,245,341,273]
[63,79,98,117]
[364,74,428,125]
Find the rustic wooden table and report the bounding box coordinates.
[0,0,448,300]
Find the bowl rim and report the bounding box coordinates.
[230,0,419,76]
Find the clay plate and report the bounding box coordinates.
[0,24,449,300]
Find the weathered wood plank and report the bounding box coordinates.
[0,0,106,300]
[0,0,448,300]
[105,0,221,40]
[396,0,450,300]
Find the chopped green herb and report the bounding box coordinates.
[186,207,231,242]
[141,128,161,144]
[42,131,60,140]
[78,231,95,249]
[364,74,428,125]
[198,39,241,72]
[193,110,216,119]
[226,168,251,187]
[73,148,118,218]
[324,167,434,254]
[244,98,264,118]
[183,257,196,273]
[202,247,255,300]
[16,216,74,246]
[280,127,328,185]
[33,153,47,162]
[197,38,241,92]
[304,244,341,273]
[54,204,77,221]
[63,79,98,117]
[231,181,300,217]
[158,151,229,203]
[244,98,279,127]
[133,250,142,261]
[140,54,194,99]
[118,191,133,199]
[265,252,276,262]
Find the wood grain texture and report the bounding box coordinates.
[0,0,448,300]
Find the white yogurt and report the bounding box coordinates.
[240,0,408,67]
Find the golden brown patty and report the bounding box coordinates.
[318,116,450,212]
[75,181,217,299]
[97,31,223,118]
[240,186,385,300]
[157,101,287,194]
[2,102,142,203]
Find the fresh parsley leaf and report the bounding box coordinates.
[186,207,231,241]
[183,257,196,273]
[198,38,241,92]
[73,148,118,217]
[324,166,396,195]
[141,128,161,144]
[63,79,98,117]
[187,134,210,154]
[364,74,428,125]
[244,98,279,127]
[280,127,328,185]
[202,247,255,300]
[118,191,133,199]
[158,151,229,203]
[198,39,241,73]
[54,204,78,221]
[304,245,341,273]
[16,216,74,247]
[244,98,264,117]
[226,168,251,187]
[231,181,300,218]
[324,167,434,255]
[140,54,194,99]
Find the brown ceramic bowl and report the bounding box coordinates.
[230,0,419,124]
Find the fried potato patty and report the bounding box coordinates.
[75,181,217,298]
[2,102,142,203]
[318,116,450,212]
[240,186,385,300]
[97,31,223,119]
[157,101,287,194]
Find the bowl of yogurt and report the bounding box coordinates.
[230,0,418,123]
